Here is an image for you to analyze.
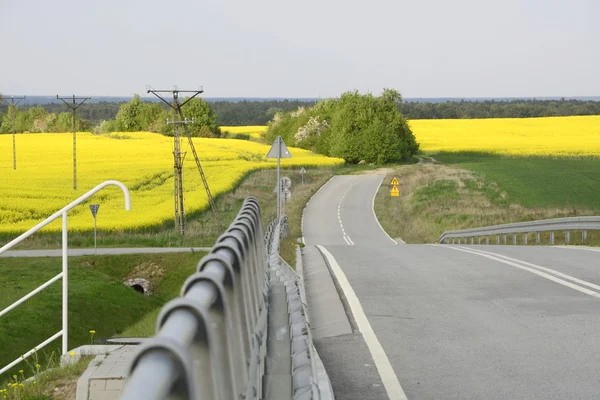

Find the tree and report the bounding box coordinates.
[115,94,143,131]
[164,97,220,137]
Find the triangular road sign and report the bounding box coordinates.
[89,204,100,218]
[391,177,399,186]
[300,167,306,174]
[266,136,292,159]
[390,186,400,197]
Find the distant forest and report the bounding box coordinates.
[0,98,599,129]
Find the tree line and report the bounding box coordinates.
[265,89,419,164]
[1,97,599,134]
[399,99,600,119]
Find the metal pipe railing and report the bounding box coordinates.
[0,180,130,376]
[439,216,600,245]
[122,197,266,400]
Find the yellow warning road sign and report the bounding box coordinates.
[391,177,399,186]
[390,186,400,197]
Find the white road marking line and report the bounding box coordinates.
[439,245,600,299]
[347,236,355,245]
[317,246,407,400]
[373,177,398,245]
[343,236,351,245]
[556,246,600,254]
[456,246,600,292]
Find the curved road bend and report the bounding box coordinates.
[303,174,600,400]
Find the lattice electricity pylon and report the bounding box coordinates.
[166,117,192,236]
[147,86,220,235]
[0,94,26,170]
[56,95,91,190]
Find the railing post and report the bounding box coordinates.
[536,232,540,244]
[496,235,500,245]
[513,234,517,245]
[583,230,587,244]
[503,235,507,244]
[550,231,555,245]
[471,237,474,245]
[486,236,489,245]
[524,233,528,245]
[62,211,68,355]
[565,230,570,245]
[478,237,481,245]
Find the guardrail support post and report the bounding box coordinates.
[486,236,489,245]
[496,235,500,245]
[550,231,555,245]
[583,230,587,244]
[503,235,507,244]
[524,233,528,245]
[512,234,516,245]
[471,237,474,245]
[452,238,455,244]
[62,211,68,354]
[536,232,540,244]
[565,230,570,245]
[478,237,481,245]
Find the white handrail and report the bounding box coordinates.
[0,180,131,254]
[0,180,130,376]
[0,273,63,318]
[0,331,63,376]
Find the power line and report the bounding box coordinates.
[56,95,90,190]
[147,86,220,235]
[0,94,26,170]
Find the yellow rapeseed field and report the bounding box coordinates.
[0,132,343,234]
[221,126,267,140]
[410,116,600,156]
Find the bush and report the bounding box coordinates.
[265,89,418,164]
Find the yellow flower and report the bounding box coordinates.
[89,330,96,334]
[18,383,24,387]
[36,363,41,369]
[18,369,23,374]
[0,131,343,234]
[69,351,76,356]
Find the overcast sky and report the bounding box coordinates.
[0,0,598,98]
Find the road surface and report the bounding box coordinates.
[302,175,600,400]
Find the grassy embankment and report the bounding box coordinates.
[375,153,600,244]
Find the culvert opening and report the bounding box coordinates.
[131,284,145,294]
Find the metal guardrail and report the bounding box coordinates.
[439,216,600,245]
[0,180,131,377]
[121,200,328,400]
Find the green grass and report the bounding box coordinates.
[374,154,600,244]
[0,253,203,383]
[435,152,600,210]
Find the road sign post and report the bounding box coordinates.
[266,136,292,218]
[390,177,399,220]
[300,167,306,184]
[89,204,100,255]
[283,189,291,216]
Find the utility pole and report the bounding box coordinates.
[0,94,26,170]
[147,86,220,235]
[57,95,91,190]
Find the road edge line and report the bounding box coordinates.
[436,245,600,299]
[316,245,408,400]
[373,177,399,245]
[455,245,600,292]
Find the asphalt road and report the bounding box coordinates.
[303,175,600,400]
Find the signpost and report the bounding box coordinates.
[300,167,306,184]
[283,188,291,216]
[266,136,292,218]
[390,177,399,219]
[89,204,100,255]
